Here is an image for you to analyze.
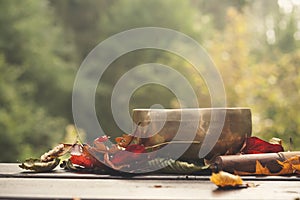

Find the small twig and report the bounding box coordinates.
[289,137,293,151]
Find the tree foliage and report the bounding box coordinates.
[0,0,75,161]
[1,0,300,161]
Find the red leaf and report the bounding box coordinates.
[111,144,145,165]
[93,136,110,152]
[70,155,95,168]
[125,144,145,153]
[242,136,284,154]
[94,135,109,143]
[70,144,102,168]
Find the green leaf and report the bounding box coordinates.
[148,158,210,174]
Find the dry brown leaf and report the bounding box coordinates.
[40,144,73,162]
[19,158,60,172]
[269,137,282,145]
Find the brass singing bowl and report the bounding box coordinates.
[132,108,252,161]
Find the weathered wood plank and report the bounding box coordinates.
[1,177,300,199]
[0,164,299,199]
[1,163,300,181]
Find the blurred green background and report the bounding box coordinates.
[1,0,300,162]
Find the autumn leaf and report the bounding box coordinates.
[234,156,300,175]
[94,135,110,143]
[70,144,103,168]
[110,144,146,165]
[148,158,209,174]
[276,156,300,175]
[93,135,110,152]
[210,171,243,188]
[115,134,134,148]
[40,144,73,162]
[19,158,60,172]
[241,136,284,154]
[125,144,145,153]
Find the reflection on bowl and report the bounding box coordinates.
[132,108,252,161]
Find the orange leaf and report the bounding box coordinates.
[276,156,300,175]
[234,156,300,176]
[115,134,134,148]
[255,160,271,175]
[234,160,271,175]
[210,171,243,187]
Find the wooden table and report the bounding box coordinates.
[0,163,299,199]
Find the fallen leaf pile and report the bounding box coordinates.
[19,131,298,177]
[19,134,207,174]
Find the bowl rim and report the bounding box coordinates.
[132,107,252,122]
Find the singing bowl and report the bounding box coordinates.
[132,108,252,161]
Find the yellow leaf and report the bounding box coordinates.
[210,171,243,187]
[276,155,300,175]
